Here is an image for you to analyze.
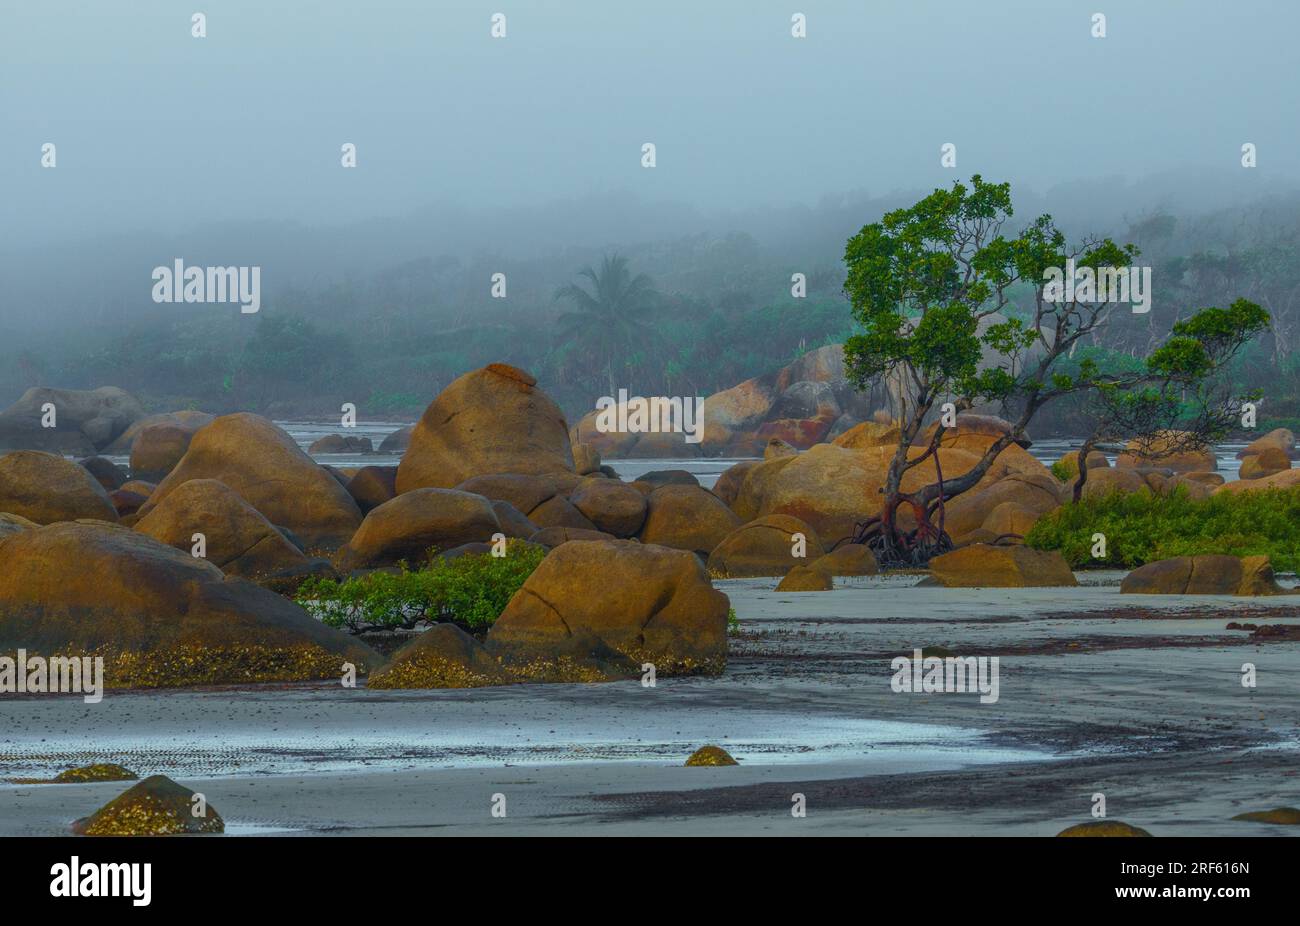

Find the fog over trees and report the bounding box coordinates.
[3,1,1298,429]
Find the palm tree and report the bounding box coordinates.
[554,255,660,395]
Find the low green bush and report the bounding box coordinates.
[1049,456,1077,483]
[296,540,547,634]
[1025,486,1300,572]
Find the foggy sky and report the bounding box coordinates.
[2,0,1298,314]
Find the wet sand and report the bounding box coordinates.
[3,574,1298,835]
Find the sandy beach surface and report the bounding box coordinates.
[3,573,1298,836]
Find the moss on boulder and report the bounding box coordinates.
[685,745,738,767]
[72,775,223,836]
[1232,807,1300,824]
[0,521,379,688]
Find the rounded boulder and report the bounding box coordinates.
[488,539,729,675]
[639,485,743,557]
[706,514,824,578]
[396,363,574,492]
[334,488,501,571]
[0,450,118,524]
[135,414,362,553]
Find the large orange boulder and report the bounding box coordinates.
[378,424,414,454]
[924,413,1028,444]
[1236,428,1295,460]
[1055,450,1110,478]
[397,364,574,492]
[1239,446,1291,480]
[333,488,501,571]
[455,473,562,517]
[699,378,777,452]
[921,415,1051,482]
[105,409,214,453]
[980,502,1041,539]
[833,420,901,449]
[1117,430,1217,473]
[639,485,743,557]
[706,514,824,577]
[810,543,879,576]
[527,494,598,530]
[129,423,196,482]
[134,479,312,583]
[1078,466,1149,499]
[712,461,760,508]
[568,478,648,537]
[773,344,846,388]
[0,521,378,686]
[345,465,398,513]
[0,450,118,524]
[754,414,837,450]
[371,614,641,687]
[942,472,1063,542]
[929,544,1078,587]
[1215,468,1300,494]
[730,442,998,543]
[135,414,361,553]
[1120,555,1286,596]
[775,564,833,591]
[488,540,730,675]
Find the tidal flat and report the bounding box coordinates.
[4,573,1297,836]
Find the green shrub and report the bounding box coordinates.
[1050,456,1077,483]
[1025,487,1300,571]
[296,540,547,633]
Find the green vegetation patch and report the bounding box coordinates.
[1026,487,1300,571]
[297,540,547,633]
[1050,457,1078,483]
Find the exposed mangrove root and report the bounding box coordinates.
[846,510,954,570]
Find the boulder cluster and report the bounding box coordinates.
[1,361,1290,696]
[571,344,875,457]
[0,365,733,690]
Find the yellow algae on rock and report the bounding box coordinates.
[1232,807,1300,824]
[73,775,223,836]
[54,763,138,784]
[685,745,738,767]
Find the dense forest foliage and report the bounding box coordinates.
[3,193,1297,436]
